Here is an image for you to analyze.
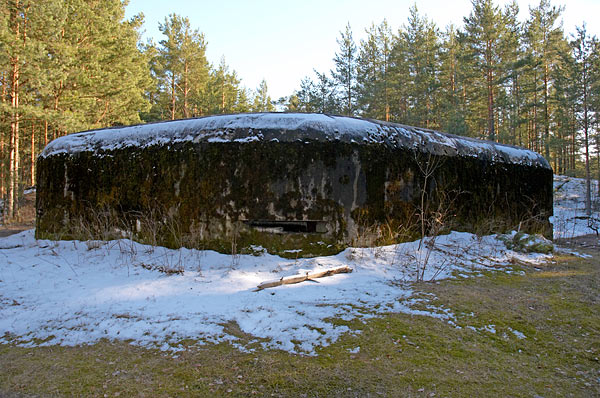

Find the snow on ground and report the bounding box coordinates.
[0,174,596,355]
[553,175,600,238]
[0,231,548,355]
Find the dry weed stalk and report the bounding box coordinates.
[230,221,242,268]
[414,189,459,282]
[68,204,203,274]
[413,152,446,281]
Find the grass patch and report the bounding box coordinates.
[1,247,599,397]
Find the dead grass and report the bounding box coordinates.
[1,245,599,397]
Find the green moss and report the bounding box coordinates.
[36,139,553,254]
[499,231,554,254]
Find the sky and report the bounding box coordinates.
[124,0,600,100]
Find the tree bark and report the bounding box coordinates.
[543,62,550,160]
[0,138,4,199]
[571,108,577,171]
[30,122,35,187]
[1,71,5,198]
[221,80,225,113]
[183,60,189,118]
[170,73,176,120]
[532,68,538,152]
[583,72,591,215]
[486,39,495,141]
[7,0,21,221]
[596,131,600,198]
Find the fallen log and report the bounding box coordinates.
[256,265,353,291]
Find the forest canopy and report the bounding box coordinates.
[0,0,598,220]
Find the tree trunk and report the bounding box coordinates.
[583,78,591,215]
[8,0,21,220]
[532,68,538,153]
[53,83,62,142]
[1,71,6,198]
[384,55,390,122]
[486,40,495,141]
[543,62,550,160]
[183,60,189,118]
[596,132,600,198]
[171,73,176,120]
[0,138,4,199]
[527,115,533,150]
[30,122,35,187]
[514,73,521,147]
[221,80,225,113]
[571,108,577,171]
[596,120,600,199]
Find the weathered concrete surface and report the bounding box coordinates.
[36,113,553,256]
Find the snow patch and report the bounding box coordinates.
[0,230,550,355]
[553,175,600,238]
[509,328,526,339]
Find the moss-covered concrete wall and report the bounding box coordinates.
[35,113,553,256]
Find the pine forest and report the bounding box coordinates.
[1,0,599,220]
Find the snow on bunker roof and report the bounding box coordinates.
[40,113,550,168]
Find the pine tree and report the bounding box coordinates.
[398,6,441,129]
[551,43,577,174]
[388,25,411,123]
[0,0,68,218]
[463,0,507,141]
[315,71,340,114]
[140,40,166,122]
[210,57,245,114]
[295,71,339,114]
[154,14,209,120]
[157,14,183,120]
[357,23,381,118]
[46,1,149,130]
[295,77,318,112]
[1,0,27,219]
[0,0,150,219]
[357,20,393,120]
[281,94,300,112]
[252,79,275,112]
[439,25,470,135]
[234,87,251,113]
[591,39,600,194]
[332,23,357,116]
[571,24,597,215]
[496,1,525,146]
[524,0,565,159]
[285,1,598,181]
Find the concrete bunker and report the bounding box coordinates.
[36,113,553,256]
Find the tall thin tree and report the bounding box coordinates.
[571,24,597,215]
[332,23,358,116]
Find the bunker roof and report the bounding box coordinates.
[40,112,550,168]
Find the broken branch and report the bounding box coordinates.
[256,265,353,291]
